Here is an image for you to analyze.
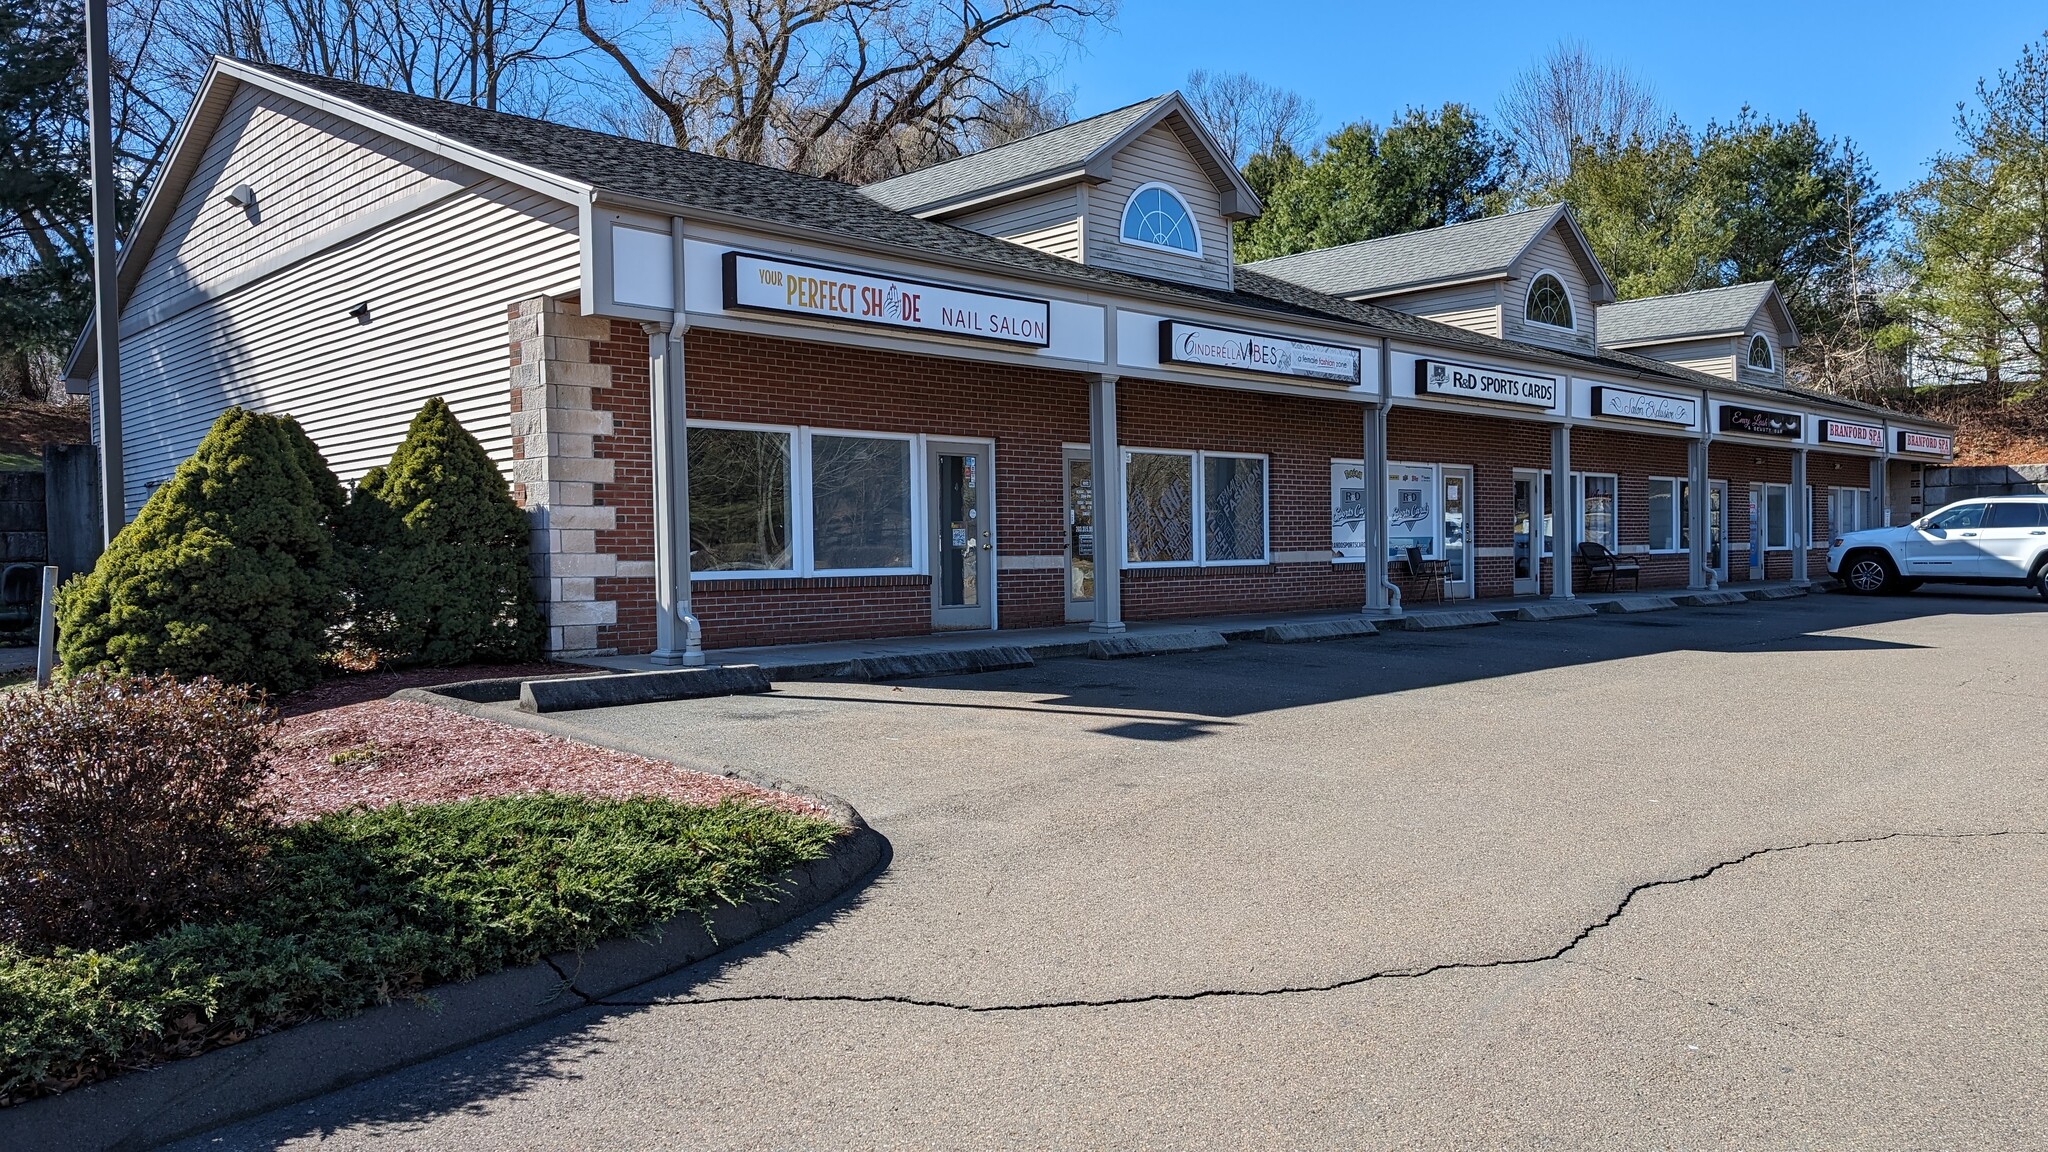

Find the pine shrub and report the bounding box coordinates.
[0,673,276,951]
[344,398,542,666]
[55,408,346,692]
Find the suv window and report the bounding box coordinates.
[1985,501,2048,528]
[1926,504,1986,530]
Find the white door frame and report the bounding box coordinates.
[1512,468,1543,597]
[1441,464,1474,600]
[1062,446,1094,623]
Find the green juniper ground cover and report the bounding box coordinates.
[0,789,838,1104]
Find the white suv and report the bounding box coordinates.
[1829,497,2048,598]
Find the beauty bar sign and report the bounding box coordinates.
[1896,429,1954,456]
[1819,419,1884,450]
[1717,403,1803,439]
[1415,359,1558,408]
[1592,385,1697,427]
[723,251,1050,346]
[1159,321,1362,384]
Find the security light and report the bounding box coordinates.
[224,183,256,210]
[348,302,372,324]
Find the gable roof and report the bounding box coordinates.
[860,91,1259,219]
[1243,204,1614,303]
[1596,282,1801,350]
[67,60,1931,434]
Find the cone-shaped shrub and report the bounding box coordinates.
[344,398,542,666]
[55,408,347,692]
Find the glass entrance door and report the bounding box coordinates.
[929,441,992,630]
[1064,449,1094,622]
[1710,479,1728,579]
[1512,470,1543,596]
[1442,465,1473,600]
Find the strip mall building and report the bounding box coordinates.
[69,60,1957,662]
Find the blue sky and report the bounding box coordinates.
[1031,1,2046,193]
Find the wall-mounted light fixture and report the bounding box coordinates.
[348,302,372,324]
[224,184,256,209]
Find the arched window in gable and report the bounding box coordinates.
[1748,333,1775,370]
[1121,183,1202,256]
[1524,273,1575,330]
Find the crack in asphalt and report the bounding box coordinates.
[592,828,2045,1015]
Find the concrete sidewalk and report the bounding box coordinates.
[575,580,1831,680]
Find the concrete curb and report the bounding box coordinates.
[1262,618,1379,644]
[1500,602,1598,622]
[519,665,772,712]
[1381,609,1500,631]
[1672,590,1750,607]
[1087,629,1227,659]
[847,645,1034,681]
[1592,595,1680,614]
[1744,586,1808,601]
[2,817,884,1152]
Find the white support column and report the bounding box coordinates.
[1791,446,1810,583]
[1088,373,1124,634]
[1550,423,1574,600]
[1362,401,1393,615]
[645,321,702,666]
[1687,435,1711,590]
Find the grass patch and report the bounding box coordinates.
[0,450,40,472]
[0,792,839,1104]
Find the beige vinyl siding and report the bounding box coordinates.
[128,86,475,321]
[1501,224,1598,350]
[1737,326,1785,389]
[1084,123,1233,290]
[114,179,579,518]
[1626,337,1739,381]
[950,187,1084,261]
[1369,282,1502,337]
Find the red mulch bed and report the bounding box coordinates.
[274,662,587,717]
[268,698,827,823]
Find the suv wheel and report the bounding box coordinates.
[1843,551,1898,595]
[2034,559,2048,602]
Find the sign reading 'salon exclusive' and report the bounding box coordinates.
[1158,321,1362,384]
[1414,359,1558,408]
[722,251,1050,346]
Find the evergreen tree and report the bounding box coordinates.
[56,408,347,692]
[345,398,542,666]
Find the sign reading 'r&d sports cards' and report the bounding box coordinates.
[723,251,1050,346]
[1414,359,1558,408]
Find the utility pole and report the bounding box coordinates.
[85,0,124,546]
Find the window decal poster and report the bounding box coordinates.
[1331,460,1370,560]
[1388,464,1439,560]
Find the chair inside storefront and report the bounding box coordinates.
[1404,546,1447,604]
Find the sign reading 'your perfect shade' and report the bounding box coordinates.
[722,251,1051,346]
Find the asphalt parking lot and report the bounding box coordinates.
[178,588,2047,1150]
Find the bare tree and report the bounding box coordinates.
[572,0,1111,182]
[1184,68,1315,167]
[1498,40,1660,186]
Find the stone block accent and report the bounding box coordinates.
[509,296,631,659]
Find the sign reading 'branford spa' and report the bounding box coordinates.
[1897,429,1955,456]
[1819,419,1885,449]
[1158,321,1362,384]
[723,251,1051,346]
[1415,359,1558,407]
[1591,385,1697,427]
[1718,403,1803,439]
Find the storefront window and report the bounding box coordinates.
[689,427,793,572]
[1647,478,1680,552]
[1388,463,1440,559]
[1126,450,1196,564]
[1764,483,1791,549]
[810,434,912,571]
[1578,474,1618,549]
[1203,455,1268,563]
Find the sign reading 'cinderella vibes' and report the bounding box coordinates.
[1158,321,1362,384]
[1591,385,1697,427]
[1414,359,1558,408]
[722,251,1050,346]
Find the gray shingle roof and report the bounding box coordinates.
[211,63,1928,430]
[1242,205,1565,298]
[1596,282,1783,347]
[860,95,1171,213]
